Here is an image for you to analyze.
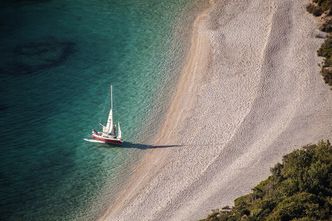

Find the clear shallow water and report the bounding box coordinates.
[0,0,202,220]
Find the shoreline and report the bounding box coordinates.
[99,0,332,220]
[97,1,213,220]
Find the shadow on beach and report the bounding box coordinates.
[111,141,183,149]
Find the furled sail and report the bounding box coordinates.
[117,122,122,139]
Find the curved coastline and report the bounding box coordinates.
[97,2,213,220]
[98,0,213,220]
[100,0,332,220]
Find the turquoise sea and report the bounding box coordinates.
[0,0,203,220]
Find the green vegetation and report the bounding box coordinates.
[306,3,324,16]
[307,0,332,88]
[201,141,332,221]
[318,38,332,86]
[307,0,332,15]
[320,18,332,32]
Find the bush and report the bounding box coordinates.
[322,68,332,86]
[317,37,332,88]
[307,0,332,88]
[318,37,332,58]
[266,192,330,220]
[315,0,332,12]
[306,3,324,16]
[320,19,332,32]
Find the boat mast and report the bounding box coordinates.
[110,85,113,111]
[104,85,114,134]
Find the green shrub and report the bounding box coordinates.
[322,69,332,86]
[307,0,332,88]
[320,19,332,32]
[318,37,332,58]
[317,37,332,88]
[266,192,329,221]
[315,0,332,12]
[306,3,324,16]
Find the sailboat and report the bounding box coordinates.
[89,85,123,145]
